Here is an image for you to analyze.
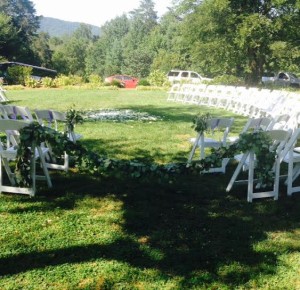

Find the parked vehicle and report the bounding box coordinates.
[262,72,300,87]
[167,70,212,84]
[104,74,139,88]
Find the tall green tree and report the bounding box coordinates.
[179,0,300,84]
[0,0,40,62]
[122,0,158,77]
[85,15,129,77]
[150,11,189,72]
[0,12,17,59]
[32,32,53,67]
[52,24,95,76]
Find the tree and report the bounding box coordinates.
[150,12,190,72]
[85,15,130,77]
[129,0,158,33]
[0,12,17,59]
[179,0,300,84]
[122,0,159,77]
[32,32,53,67]
[0,0,40,62]
[51,24,95,76]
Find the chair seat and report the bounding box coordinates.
[283,151,300,163]
[227,136,239,143]
[190,137,222,148]
[0,147,17,159]
[293,147,300,153]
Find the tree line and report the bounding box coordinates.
[1,0,300,85]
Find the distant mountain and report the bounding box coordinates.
[38,16,101,37]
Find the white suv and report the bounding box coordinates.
[167,70,212,84]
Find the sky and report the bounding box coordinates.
[31,0,174,27]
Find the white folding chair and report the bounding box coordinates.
[281,128,300,196]
[190,84,208,105]
[0,119,52,197]
[167,83,180,101]
[226,129,292,202]
[0,86,9,102]
[34,109,82,171]
[227,117,273,144]
[2,105,34,121]
[34,110,67,171]
[187,117,234,173]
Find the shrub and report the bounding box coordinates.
[55,75,85,87]
[138,79,150,86]
[41,77,56,88]
[55,75,73,87]
[70,75,84,86]
[106,79,123,88]
[147,70,168,87]
[210,75,245,86]
[88,74,102,85]
[24,77,40,88]
[7,66,32,85]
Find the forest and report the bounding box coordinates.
[1,0,300,85]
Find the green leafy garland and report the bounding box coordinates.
[191,112,212,134]
[14,112,277,189]
[65,105,84,132]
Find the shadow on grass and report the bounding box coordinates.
[81,138,189,164]
[1,164,300,288]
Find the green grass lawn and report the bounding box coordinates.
[0,88,300,289]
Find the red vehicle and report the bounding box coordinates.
[104,74,139,88]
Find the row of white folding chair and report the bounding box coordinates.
[0,104,33,120]
[167,83,181,101]
[187,115,286,172]
[188,84,209,104]
[226,87,259,116]
[186,115,292,201]
[257,90,289,118]
[0,105,81,172]
[227,87,284,118]
[167,83,208,103]
[0,105,82,143]
[272,92,300,117]
[167,84,299,120]
[168,84,193,103]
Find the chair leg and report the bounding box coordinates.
[247,152,255,202]
[64,152,69,171]
[287,152,294,196]
[187,133,201,165]
[30,152,36,197]
[2,158,16,185]
[37,147,52,188]
[226,153,249,192]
